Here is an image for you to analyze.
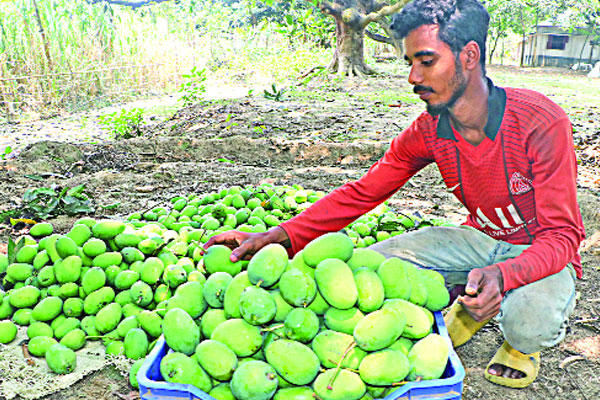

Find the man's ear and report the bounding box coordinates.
[462,41,481,71]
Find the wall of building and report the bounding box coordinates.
[522,27,600,67]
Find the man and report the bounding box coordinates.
[204,0,585,389]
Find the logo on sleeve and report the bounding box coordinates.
[509,172,532,195]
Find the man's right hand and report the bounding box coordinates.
[203,226,291,262]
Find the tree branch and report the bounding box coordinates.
[360,0,411,29]
[365,29,393,44]
[319,1,344,19]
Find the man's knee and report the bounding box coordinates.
[496,267,576,354]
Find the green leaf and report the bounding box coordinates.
[24,174,45,181]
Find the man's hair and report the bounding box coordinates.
[390,0,489,74]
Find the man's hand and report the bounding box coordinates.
[203,226,290,262]
[458,266,504,322]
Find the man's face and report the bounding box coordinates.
[404,25,468,116]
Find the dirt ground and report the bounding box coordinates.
[0,64,599,400]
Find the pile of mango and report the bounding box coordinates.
[0,210,451,400]
[128,183,454,248]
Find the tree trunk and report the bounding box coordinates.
[328,20,375,77]
[579,35,590,66]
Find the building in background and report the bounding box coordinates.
[519,21,600,68]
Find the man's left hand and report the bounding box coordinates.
[458,266,504,322]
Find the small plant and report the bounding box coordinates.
[179,66,207,107]
[0,184,94,222]
[98,108,144,140]
[0,146,13,160]
[263,84,287,101]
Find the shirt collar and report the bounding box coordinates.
[436,78,507,141]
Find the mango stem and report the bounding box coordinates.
[327,341,357,390]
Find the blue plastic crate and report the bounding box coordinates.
[137,311,464,400]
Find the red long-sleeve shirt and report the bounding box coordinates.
[280,80,585,292]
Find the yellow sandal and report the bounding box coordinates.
[444,301,490,347]
[484,341,540,388]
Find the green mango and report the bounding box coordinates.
[353,308,405,351]
[74,217,96,228]
[33,250,50,271]
[27,321,54,339]
[81,267,106,295]
[389,337,414,355]
[346,249,386,271]
[302,232,354,267]
[81,316,99,338]
[160,352,212,392]
[270,289,293,322]
[359,349,409,385]
[203,245,243,276]
[56,236,78,259]
[129,359,145,389]
[0,320,17,344]
[121,247,145,264]
[84,287,116,315]
[106,340,125,356]
[278,268,316,307]
[140,257,165,285]
[59,328,86,350]
[377,258,412,300]
[273,387,315,400]
[283,308,319,343]
[223,271,252,318]
[200,309,227,339]
[419,268,446,285]
[30,222,54,237]
[421,273,450,311]
[211,318,262,357]
[203,272,233,308]
[129,281,153,308]
[153,284,172,304]
[7,263,34,282]
[114,233,142,249]
[44,234,61,263]
[163,308,199,355]
[124,328,148,360]
[138,310,163,338]
[311,330,366,369]
[116,315,139,338]
[16,245,38,264]
[230,360,278,400]
[315,259,357,310]
[246,244,288,288]
[324,307,364,335]
[46,343,77,374]
[95,303,122,333]
[13,308,33,325]
[306,291,329,316]
[167,281,206,319]
[407,334,449,381]
[9,285,41,308]
[28,336,58,357]
[54,317,81,340]
[354,267,385,313]
[287,251,315,278]
[92,220,126,240]
[82,239,107,257]
[209,383,235,400]
[239,286,276,326]
[122,303,144,319]
[163,264,187,288]
[55,255,82,284]
[59,282,79,299]
[382,299,432,339]
[37,264,56,287]
[67,224,91,246]
[313,369,365,400]
[114,270,140,290]
[92,252,123,270]
[265,339,319,385]
[194,339,238,381]
[32,296,63,321]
